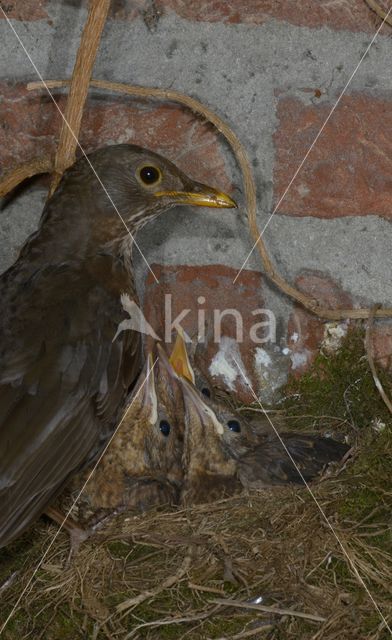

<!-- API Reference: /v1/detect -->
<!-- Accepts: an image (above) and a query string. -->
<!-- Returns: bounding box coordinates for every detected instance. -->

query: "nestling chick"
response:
[61,348,185,525]
[171,332,349,503]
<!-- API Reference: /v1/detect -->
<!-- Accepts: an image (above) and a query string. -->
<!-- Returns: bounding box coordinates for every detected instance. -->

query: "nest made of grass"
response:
[1,424,391,640]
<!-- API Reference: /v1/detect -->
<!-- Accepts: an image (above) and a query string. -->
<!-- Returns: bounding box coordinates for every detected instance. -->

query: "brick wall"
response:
[0,0,391,401]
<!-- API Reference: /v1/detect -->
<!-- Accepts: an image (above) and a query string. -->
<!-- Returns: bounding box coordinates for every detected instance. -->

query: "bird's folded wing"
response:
[238,433,348,487]
[0,262,141,546]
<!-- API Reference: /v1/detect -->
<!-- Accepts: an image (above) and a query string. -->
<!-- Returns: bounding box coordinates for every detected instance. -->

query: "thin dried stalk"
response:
[50,0,111,195]
[210,598,326,623]
[0,157,53,197]
[27,78,392,321]
[364,0,392,27]
[365,305,392,414]
[214,626,274,640]
[116,546,194,613]
[123,605,222,640]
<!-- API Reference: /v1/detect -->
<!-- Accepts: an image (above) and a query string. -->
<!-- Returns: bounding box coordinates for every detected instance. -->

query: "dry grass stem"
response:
[0,157,53,197]
[50,0,111,194]
[365,305,392,414]
[364,0,392,26]
[209,598,326,622]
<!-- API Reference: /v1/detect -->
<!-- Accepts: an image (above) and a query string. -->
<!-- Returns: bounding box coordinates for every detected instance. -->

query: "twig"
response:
[209,598,326,623]
[212,625,274,640]
[123,605,222,639]
[26,78,392,321]
[116,546,194,613]
[0,157,53,197]
[365,305,392,415]
[364,0,392,27]
[188,582,226,595]
[50,0,111,195]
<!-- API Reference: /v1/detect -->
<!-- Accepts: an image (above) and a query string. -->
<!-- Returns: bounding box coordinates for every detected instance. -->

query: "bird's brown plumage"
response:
[0,144,236,547]
[63,347,186,524]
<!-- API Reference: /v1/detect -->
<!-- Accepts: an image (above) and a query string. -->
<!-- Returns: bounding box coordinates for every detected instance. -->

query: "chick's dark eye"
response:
[159,419,171,437]
[139,165,161,185]
[227,419,241,433]
[201,387,211,398]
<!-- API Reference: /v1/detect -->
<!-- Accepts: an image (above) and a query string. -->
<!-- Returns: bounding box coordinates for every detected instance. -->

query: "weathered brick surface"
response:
[1,3,390,397]
[287,271,353,374]
[274,95,392,219]
[0,0,48,20]
[155,0,381,32]
[372,324,392,371]
[0,84,230,190]
[143,264,266,401]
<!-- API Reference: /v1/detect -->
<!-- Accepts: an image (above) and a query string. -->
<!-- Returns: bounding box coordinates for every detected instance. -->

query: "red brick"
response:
[156,0,381,32]
[371,324,392,370]
[0,1,48,20]
[0,84,231,190]
[287,271,352,374]
[274,95,392,219]
[143,264,267,401]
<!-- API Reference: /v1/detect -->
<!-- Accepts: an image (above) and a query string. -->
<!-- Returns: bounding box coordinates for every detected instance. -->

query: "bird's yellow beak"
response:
[169,329,195,383]
[154,183,237,209]
[179,376,224,435]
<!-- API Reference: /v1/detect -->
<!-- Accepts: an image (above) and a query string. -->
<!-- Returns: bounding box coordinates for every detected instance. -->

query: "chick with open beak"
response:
[170,332,349,503]
[170,331,248,502]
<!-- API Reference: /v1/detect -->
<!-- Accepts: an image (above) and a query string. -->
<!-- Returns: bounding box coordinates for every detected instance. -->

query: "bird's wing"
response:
[0,262,141,546]
[238,433,348,487]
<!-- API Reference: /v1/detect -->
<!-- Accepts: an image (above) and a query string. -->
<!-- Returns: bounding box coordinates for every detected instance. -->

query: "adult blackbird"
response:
[0,144,236,548]
[170,333,349,503]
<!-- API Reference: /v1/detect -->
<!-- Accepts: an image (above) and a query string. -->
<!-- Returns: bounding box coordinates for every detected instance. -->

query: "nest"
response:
[1,423,391,640]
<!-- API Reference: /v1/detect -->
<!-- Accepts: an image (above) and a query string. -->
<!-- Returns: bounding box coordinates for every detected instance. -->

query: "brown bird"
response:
[0,144,236,547]
[170,333,349,503]
[62,346,186,527]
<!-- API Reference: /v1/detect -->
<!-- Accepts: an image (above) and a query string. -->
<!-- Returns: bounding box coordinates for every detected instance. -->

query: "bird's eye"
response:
[201,387,211,398]
[138,165,162,186]
[227,419,241,433]
[159,419,171,437]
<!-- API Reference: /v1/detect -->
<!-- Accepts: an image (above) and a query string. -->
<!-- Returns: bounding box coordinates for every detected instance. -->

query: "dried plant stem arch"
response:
[24,77,392,321]
[364,0,392,27]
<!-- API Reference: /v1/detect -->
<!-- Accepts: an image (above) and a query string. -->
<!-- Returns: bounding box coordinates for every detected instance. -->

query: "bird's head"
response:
[178,376,242,503]
[108,350,185,511]
[167,330,260,503]
[41,144,237,261]
[58,144,236,239]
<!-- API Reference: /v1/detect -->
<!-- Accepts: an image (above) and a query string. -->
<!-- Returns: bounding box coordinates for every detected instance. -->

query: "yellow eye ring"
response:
[136,164,162,188]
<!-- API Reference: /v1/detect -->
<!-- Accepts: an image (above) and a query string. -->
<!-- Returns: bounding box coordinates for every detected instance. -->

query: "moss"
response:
[362,612,391,637]
[338,428,391,532]
[2,605,87,640]
[106,539,131,558]
[282,327,392,432]
[0,529,43,582]
[339,487,380,520]
[203,613,262,639]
